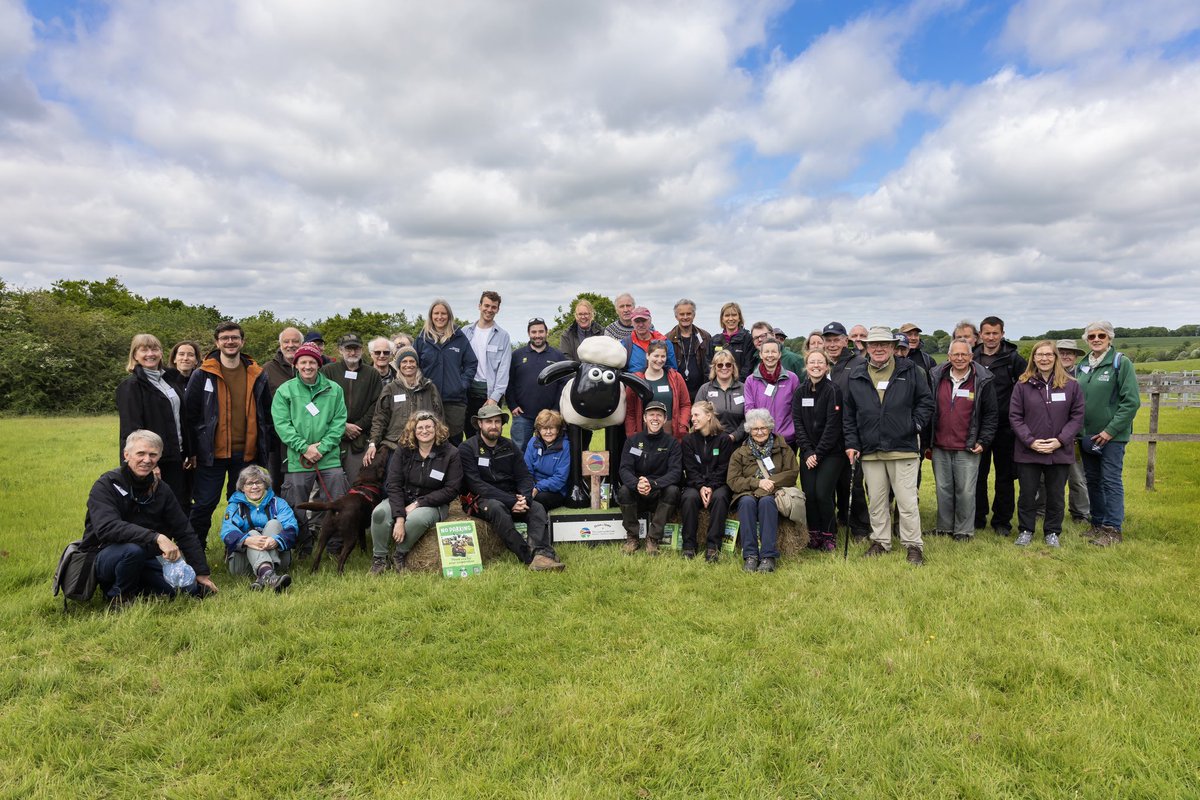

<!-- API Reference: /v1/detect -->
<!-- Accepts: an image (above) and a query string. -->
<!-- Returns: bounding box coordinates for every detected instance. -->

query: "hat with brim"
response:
[899,322,922,334]
[472,405,510,427]
[1055,339,1085,354]
[632,306,652,321]
[895,334,910,347]
[822,321,848,337]
[865,325,897,343]
[644,400,668,414]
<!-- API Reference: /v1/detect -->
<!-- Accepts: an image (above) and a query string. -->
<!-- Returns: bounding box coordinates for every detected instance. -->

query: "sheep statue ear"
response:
[619,372,653,403]
[538,360,578,385]
[577,336,627,369]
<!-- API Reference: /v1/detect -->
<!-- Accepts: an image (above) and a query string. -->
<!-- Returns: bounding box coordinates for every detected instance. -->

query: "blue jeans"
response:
[737,495,779,559]
[1081,441,1127,530]
[190,453,251,550]
[932,448,980,536]
[509,414,534,457]
[95,543,201,599]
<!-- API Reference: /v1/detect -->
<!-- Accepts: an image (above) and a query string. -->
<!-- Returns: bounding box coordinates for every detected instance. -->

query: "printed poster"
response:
[436,520,484,578]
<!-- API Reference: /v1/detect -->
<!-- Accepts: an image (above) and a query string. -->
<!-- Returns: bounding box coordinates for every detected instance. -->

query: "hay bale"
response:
[694,508,810,556]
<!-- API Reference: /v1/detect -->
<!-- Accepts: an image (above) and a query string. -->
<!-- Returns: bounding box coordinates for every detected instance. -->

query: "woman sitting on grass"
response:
[219,465,297,592]
[524,409,571,511]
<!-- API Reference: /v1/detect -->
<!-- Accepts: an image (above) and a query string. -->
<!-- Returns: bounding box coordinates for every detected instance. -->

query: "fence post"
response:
[1145,374,1161,491]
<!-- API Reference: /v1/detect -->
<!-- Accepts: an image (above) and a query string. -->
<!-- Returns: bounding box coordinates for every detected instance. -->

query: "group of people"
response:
[86,289,1141,604]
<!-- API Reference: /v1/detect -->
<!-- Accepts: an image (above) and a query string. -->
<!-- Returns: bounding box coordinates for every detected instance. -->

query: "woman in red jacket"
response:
[625,340,690,440]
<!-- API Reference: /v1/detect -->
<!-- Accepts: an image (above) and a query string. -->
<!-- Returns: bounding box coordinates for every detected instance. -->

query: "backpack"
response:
[51,540,98,610]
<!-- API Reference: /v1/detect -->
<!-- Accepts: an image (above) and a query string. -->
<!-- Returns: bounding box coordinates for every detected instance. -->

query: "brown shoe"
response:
[529,554,566,571]
[645,538,661,556]
[1081,523,1100,538]
[621,537,639,554]
[863,542,888,558]
[1090,525,1123,547]
[905,546,925,566]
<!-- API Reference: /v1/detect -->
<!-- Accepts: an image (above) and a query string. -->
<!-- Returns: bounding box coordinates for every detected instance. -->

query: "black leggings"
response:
[800,453,846,535]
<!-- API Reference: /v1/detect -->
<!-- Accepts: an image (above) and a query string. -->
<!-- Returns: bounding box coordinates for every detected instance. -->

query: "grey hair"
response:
[953,319,978,336]
[124,429,164,452]
[673,298,696,312]
[743,408,775,433]
[1083,320,1115,339]
[236,465,272,491]
[368,336,392,351]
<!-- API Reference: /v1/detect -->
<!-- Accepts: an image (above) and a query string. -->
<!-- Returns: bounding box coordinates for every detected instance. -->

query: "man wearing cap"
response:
[272,342,349,556]
[303,331,333,364]
[463,290,511,428]
[666,298,712,401]
[899,323,937,377]
[507,317,566,455]
[843,325,935,565]
[605,292,637,340]
[972,316,1028,535]
[184,321,273,550]
[617,400,682,555]
[824,322,870,539]
[263,326,303,492]
[458,405,565,571]
[321,333,383,485]
[623,307,678,373]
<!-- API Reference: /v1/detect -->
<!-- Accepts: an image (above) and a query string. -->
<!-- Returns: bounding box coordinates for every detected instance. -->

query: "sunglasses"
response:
[527,317,545,327]
[1086,333,1108,340]
[371,350,392,356]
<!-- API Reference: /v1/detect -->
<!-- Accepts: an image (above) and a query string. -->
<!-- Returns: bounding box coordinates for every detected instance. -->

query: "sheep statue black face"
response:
[538,337,652,430]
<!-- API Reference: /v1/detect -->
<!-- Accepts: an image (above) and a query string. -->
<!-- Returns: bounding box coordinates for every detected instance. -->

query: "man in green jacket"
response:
[271,343,349,556]
[1076,321,1141,546]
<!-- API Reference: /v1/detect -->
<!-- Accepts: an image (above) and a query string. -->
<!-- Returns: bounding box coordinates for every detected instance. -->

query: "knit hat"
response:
[395,346,418,364]
[293,343,324,365]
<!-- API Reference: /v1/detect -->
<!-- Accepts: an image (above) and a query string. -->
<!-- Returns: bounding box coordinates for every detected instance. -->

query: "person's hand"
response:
[700,486,712,507]
[155,534,180,561]
[513,495,529,512]
[845,448,859,464]
[511,406,524,417]
[970,444,983,454]
[758,479,775,493]
[484,398,499,407]
[345,423,363,439]
[184,456,196,470]
[303,444,322,464]
[1092,431,1112,445]
[244,535,266,550]
[362,445,375,467]
[392,518,406,543]
[637,476,652,496]
[532,488,539,497]
[195,575,218,594]
[924,448,933,461]
[805,454,818,469]
[405,501,419,514]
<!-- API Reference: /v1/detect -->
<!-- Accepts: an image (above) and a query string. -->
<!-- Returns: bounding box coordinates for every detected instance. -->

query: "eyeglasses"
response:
[217,335,242,342]
[715,363,733,368]
[1086,333,1108,340]
[372,350,392,356]
[748,426,771,433]
[527,317,545,327]
[243,480,265,488]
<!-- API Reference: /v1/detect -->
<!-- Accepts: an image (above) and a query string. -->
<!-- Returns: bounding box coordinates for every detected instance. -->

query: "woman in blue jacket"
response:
[524,410,571,510]
[219,465,298,592]
[414,298,478,444]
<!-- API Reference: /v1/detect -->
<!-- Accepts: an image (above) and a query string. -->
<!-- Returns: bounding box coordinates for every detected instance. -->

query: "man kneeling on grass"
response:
[82,430,218,609]
[218,465,297,592]
[618,400,682,555]
[458,405,565,571]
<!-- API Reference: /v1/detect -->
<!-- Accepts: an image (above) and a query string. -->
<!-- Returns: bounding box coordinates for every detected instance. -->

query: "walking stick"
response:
[844,458,856,560]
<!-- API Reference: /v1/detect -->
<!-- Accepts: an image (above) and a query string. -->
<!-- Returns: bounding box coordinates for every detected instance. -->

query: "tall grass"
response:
[1,413,1198,798]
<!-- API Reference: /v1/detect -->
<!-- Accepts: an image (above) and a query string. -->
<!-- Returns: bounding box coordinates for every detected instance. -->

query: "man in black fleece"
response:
[618,400,682,555]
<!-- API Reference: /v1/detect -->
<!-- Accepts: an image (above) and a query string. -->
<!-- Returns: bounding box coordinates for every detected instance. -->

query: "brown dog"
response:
[297,457,387,575]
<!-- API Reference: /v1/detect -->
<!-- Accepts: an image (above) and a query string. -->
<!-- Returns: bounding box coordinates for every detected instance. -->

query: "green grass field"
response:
[2,413,1199,798]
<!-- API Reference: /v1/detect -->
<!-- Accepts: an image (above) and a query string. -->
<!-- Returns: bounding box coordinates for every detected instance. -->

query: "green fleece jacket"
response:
[270,372,348,471]
[1076,348,1141,442]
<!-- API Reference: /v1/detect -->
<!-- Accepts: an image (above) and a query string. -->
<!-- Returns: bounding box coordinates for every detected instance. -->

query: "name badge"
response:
[1098,374,1110,382]
[711,448,720,456]
[876,381,889,390]
[954,389,972,398]
[204,379,214,393]
[629,447,643,457]
[657,385,670,393]
[762,456,776,472]
[733,396,745,405]
[801,398,815,407]
[478,457,490,467]
[765,384,776,397]
[305,402,320,416]
[344,371,358,380]
[1051,392,1067,402]
[708,391,718,398]
[430,469,445,480]
[393,393,407,402]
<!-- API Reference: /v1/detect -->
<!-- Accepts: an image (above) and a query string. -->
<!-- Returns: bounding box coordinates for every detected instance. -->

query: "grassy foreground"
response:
[2,414,1199,799]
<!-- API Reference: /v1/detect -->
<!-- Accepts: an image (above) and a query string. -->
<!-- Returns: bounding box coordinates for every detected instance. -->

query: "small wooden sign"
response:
[582,451,610,509]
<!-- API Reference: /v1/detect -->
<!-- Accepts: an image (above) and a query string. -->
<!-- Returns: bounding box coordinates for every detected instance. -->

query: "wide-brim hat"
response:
[865,325,896,343]
[1055,338,1086,354]
[472,405,510,427]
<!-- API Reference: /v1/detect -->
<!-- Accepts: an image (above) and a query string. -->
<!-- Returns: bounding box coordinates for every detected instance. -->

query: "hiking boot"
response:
[993,525,1012,537]
[265,571,292,593]
[905,546,925,566]
[107,594,134,612]
[681,549,696,560]
[369,556,389,576]
[863,542,888,558]
[1081,523,1101,538]
[1015,531,1034,547]
[704,549,719,563]
[621,537,639,554]
[952,533,972,542]
[249,574,267,591]
[742,556,759,572]
[1044,533,1061,548]
[644,538,660,556]
[392,552,407,573]
[529,554,566,571]
[1091,525,1123,547]
[1071,515,1089,524]
[820,533,837,552]
[756,557,776,573]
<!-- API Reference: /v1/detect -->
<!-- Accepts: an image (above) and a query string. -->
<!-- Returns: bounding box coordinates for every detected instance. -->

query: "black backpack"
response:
[51,540,99,610]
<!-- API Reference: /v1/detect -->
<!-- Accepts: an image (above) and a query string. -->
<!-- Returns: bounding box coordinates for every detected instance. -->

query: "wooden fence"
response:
[1132,371,1200,490]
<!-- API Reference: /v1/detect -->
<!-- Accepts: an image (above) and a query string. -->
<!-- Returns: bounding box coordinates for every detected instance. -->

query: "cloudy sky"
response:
[3,0,1199,337]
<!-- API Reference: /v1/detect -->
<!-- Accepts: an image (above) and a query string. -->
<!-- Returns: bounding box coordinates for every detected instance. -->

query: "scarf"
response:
[720,329,741,345]
[757,361,782,384]
[143,367,183,449]
[748,436,774,479]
